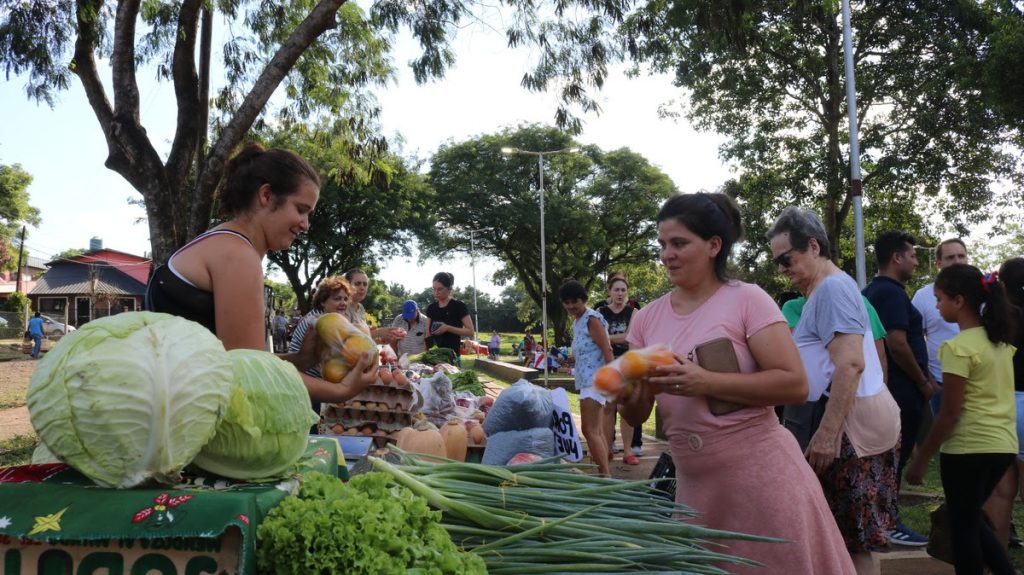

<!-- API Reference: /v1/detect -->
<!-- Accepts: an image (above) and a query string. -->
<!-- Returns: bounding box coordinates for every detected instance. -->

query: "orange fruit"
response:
[340,333,377,365]
[593,366,624,394]
[619,350,649,380]
[646,347,677,368]
[315,312,351,349]
[322,357,349,383]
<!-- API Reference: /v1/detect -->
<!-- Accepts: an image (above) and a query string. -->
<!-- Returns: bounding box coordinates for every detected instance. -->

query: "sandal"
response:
[623,454,640,466]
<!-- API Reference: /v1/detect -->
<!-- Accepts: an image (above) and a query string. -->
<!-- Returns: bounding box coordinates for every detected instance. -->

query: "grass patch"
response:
[0,434,39,467]
[0,346,28,362]
[0,391,26,409]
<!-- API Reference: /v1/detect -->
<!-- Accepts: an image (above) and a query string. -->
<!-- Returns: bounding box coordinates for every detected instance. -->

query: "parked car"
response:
[41,315,75,337]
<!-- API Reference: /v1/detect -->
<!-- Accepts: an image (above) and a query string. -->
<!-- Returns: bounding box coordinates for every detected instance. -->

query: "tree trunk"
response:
[823,8,845,263]
[71,0,346,267]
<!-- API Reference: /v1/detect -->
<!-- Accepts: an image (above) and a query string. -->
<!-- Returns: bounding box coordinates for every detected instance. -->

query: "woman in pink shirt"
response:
[620,193,854,574]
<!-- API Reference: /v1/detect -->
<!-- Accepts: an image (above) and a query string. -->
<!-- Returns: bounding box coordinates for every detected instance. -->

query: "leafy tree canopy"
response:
[422,124,677,344]
[261,120,435,312]
[0,162,40,271]
[0,0,635,265]
[617,0,1023,285]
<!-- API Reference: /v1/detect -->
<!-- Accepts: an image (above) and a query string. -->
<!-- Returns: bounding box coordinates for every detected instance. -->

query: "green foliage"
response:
[976,1,1024,128]
[971,223,1024,273]
[0,162,40,271]
[264,279,297,312]
[51,248,86,260]
[257,471,486,574]
[423,124,677,344]
[450,370,485,396]
[263,121,435,311]
[621,0,1023,280]
[414,347,458,366]
[0,435,38,468]
[2,291,28,318]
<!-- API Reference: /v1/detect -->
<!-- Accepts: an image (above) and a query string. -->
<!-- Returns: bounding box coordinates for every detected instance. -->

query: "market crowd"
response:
[146,144,1024,575]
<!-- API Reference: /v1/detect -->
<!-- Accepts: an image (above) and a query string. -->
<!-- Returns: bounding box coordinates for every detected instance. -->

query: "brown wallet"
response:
[694,337,747,416]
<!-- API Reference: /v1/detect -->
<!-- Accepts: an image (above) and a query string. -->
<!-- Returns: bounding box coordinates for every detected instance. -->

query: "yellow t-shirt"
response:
[939,327,1018,455]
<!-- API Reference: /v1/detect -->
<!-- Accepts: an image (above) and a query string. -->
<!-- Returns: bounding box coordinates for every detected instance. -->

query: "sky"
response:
[0,14,733,298]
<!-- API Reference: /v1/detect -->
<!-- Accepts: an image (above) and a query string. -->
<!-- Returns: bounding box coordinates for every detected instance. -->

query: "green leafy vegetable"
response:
[450,370,485,396]
[412,348,458,366]
[192,349,318,480]
[27,312,233,488]
[257,471,486,574]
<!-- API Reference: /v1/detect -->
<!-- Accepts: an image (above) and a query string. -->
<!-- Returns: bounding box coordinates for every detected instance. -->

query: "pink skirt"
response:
[669,410,855,574]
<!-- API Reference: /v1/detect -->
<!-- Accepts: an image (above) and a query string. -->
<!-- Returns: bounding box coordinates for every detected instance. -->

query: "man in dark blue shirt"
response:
[863,230,938,547]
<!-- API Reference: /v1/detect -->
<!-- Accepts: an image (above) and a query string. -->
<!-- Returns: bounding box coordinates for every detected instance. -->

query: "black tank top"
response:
[145,230,253,334]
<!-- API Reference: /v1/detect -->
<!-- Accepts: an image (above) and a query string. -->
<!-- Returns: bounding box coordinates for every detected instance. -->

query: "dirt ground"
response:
[0,359,36,441]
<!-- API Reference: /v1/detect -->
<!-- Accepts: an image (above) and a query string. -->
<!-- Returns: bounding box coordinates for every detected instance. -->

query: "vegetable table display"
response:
[191,349,320,480]
[320,366,419,441]
[27,312,235,488]
[256,471,486,574]
[372,449,780,574]
[27,311,329,486]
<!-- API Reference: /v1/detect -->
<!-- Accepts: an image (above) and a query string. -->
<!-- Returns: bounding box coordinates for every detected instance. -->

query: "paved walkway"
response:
[478,374,955,574]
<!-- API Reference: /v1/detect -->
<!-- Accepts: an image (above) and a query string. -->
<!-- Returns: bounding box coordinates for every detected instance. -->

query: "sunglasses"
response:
[773,248,798,269]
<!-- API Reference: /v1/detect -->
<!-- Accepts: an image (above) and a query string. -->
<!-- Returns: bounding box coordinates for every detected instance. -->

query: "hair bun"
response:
[708,193,744,242]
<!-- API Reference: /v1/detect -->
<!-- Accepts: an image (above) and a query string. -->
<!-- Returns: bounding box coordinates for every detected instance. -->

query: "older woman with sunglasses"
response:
[620,193,854,574]
[767,207,901,575]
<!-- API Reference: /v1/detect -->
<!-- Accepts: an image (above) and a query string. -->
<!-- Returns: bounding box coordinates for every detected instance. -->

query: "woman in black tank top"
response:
[146,144,377,403]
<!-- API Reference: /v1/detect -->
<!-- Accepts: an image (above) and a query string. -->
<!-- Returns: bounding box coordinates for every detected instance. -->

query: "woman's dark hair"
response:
[219,143,320,217]
[311,276,352,311]
[559,279,588,302]
[344,268,367,282]
[433,272,454,289]
[1000,257,1024,309]
[607,275,629,289]
[1000,258,1024,342]
[934,264,1015,345]
[656,193,743,281]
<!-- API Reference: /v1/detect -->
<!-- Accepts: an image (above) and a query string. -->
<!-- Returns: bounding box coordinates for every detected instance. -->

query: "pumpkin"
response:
[468,422,486,445]
[396,420,446,458]
[440,419,468,462]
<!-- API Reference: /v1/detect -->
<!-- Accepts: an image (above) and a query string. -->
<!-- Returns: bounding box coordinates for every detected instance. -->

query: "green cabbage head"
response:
[27,312,233,488]
[191,349,318,480]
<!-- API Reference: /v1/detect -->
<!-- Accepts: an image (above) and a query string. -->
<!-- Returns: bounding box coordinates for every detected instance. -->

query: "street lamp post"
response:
[468,226,492,357]
[501,146,579,387]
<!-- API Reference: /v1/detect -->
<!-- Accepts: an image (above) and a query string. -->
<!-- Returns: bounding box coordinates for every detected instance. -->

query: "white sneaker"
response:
[610,442,623,453]
[631,446,643,456]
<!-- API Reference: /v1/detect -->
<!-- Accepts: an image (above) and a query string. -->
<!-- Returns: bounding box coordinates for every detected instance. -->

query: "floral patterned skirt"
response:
[820,434,900,553]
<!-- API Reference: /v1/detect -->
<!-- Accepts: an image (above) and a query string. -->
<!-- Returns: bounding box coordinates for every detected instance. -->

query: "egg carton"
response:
[325,422,403,441]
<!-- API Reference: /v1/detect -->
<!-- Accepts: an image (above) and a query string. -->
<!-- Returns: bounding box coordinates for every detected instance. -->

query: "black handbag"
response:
[649,452,677,500]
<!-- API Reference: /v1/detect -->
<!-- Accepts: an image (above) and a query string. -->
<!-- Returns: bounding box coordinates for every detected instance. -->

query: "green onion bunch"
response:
[370,449,782,574]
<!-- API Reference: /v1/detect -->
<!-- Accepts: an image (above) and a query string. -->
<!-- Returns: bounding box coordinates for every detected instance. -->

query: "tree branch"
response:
[165,0,203,239]
[71,0,114,135]
[111,0,141,121]
[191,0,347,237]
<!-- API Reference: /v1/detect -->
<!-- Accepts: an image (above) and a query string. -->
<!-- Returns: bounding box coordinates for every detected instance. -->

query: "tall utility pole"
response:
[14,226,26,294]
[842,0,866,287]
[468,227,493,356]
[501,146,580,387]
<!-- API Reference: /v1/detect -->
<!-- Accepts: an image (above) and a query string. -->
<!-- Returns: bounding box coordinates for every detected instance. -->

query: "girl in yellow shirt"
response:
[907,264,1017,575]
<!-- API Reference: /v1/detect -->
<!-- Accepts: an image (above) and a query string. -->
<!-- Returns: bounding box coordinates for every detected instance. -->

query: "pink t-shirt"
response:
[626,281,786,436]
